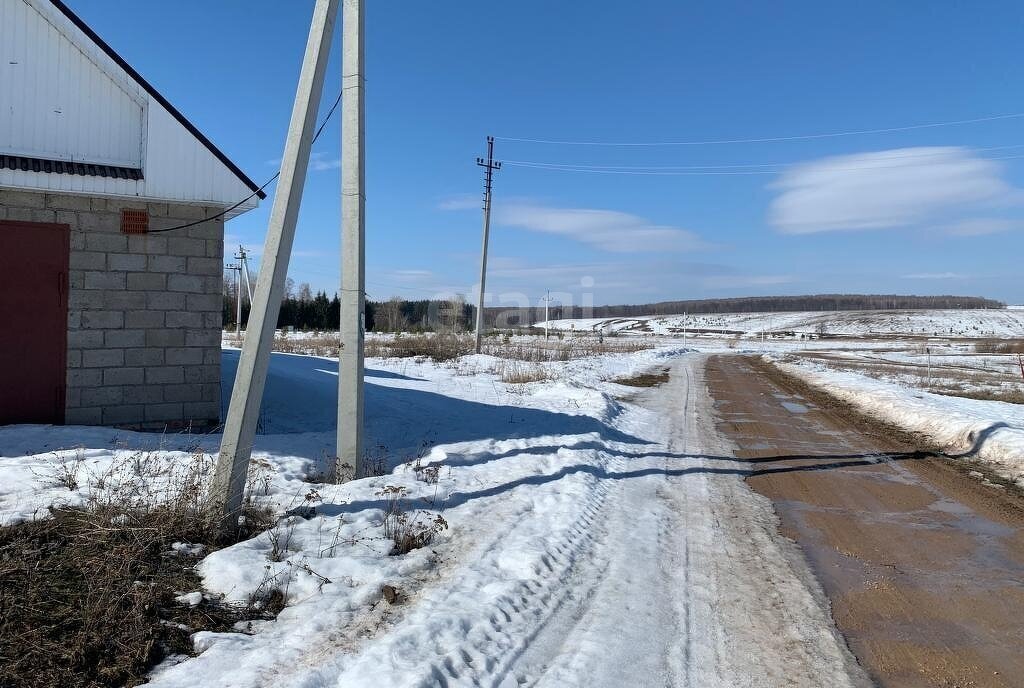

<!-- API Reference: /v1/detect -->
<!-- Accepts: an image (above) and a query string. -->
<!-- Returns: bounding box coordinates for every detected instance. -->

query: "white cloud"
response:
[901,272,967,280]
[493,203,709,253]
[700,274,796,289]
[437,195,481,211]
[769,147,1018,234]
[264,151,340,172]
[386,269,434,281]
[309,152,341,171]
[942,218,1023,236]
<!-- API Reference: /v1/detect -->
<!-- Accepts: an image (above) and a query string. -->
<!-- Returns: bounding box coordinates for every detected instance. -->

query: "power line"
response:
[502,146,1024,177]
[503,162,775,176]
[502,142,1024,172]
[494,111,1024,147]
[148,90,343,234]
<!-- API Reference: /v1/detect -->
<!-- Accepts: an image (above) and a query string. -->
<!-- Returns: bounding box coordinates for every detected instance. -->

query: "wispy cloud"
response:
[700,274,796,289]
[942,218,1023,236]
[492,203,709,253]
[264,151,340,172]
[901,272,967,280]
[437,195,481,211]
[769,147,1020,234]
[384,269,435,281]
[309,152,341,171]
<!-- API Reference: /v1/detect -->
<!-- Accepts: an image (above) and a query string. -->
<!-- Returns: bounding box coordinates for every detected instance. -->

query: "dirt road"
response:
[706,354,1024,688]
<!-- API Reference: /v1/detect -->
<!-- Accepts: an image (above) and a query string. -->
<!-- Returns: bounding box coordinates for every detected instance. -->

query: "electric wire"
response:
[501,142,1024,172]
[494,111,1024,147]
[501,146,1024,176]
[148,90,343,233]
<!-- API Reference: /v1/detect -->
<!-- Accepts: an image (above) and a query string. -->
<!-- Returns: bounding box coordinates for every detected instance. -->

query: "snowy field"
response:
[541,308,1024,339]
[0,342,871,686]
[3,319,1024,685]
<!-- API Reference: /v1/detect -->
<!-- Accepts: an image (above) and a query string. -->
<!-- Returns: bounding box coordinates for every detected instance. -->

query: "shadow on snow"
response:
[221,350,646,456]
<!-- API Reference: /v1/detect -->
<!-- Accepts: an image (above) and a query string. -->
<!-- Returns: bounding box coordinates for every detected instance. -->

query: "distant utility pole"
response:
[231,245,254,335]
[237,245,254,304]
[541,290,552,340]
[225,260,242,334]
[474,136,501,353]
[212,0,340,534]
[337,0,366,480]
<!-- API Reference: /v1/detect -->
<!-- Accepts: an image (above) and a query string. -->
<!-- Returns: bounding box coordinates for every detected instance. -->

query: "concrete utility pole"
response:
[231,245,252,335]
[225,261,242,335]
[542,290,552,340]
[238,246,254,304]
[211,0,339,533]
[337,0,366,480]
[474,136,501,353]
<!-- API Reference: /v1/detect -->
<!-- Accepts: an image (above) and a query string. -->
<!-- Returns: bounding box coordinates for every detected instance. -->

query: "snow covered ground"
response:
[770,355,1024,487]
[0,344,870,687]
[541,308,1024,339]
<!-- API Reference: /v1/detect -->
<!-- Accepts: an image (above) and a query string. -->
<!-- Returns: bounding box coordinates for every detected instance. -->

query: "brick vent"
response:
[120,209,149,234]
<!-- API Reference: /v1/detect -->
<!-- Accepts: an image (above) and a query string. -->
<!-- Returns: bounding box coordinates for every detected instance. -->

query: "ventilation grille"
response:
[120,209,149,234]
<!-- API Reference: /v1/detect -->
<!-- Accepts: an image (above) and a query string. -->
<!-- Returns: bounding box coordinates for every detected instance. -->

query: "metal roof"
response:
[46,0,265,200]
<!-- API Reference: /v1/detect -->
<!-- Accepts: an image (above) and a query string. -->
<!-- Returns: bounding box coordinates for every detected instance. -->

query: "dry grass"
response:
[974,339,1024,354]
[793,350,1024,405]
[376,486,448,555]
[614,370,671,387]
[0,452,277,688]
[307,329,651,362]
[933,385,1024,405]
[273,333,340,358]
[494,360,551,384]
[364,333,472,361]
[482,337,652,362]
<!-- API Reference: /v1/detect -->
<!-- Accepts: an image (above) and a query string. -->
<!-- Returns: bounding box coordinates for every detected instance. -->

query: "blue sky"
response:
[75,0,1024,307]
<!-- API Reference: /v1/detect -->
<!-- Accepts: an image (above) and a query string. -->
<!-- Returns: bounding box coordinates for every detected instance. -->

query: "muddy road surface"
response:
[706,354,1024,688]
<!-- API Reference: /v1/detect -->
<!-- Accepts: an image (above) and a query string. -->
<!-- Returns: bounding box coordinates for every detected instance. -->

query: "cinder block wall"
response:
[0,189,224,428]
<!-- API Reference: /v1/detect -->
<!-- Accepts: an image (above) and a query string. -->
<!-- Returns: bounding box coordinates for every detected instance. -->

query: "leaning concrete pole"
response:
[211,0,339,532]
[336,0,365,480]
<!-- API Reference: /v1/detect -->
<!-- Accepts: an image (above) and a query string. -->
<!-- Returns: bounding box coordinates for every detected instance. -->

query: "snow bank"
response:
[771,357,1024,486]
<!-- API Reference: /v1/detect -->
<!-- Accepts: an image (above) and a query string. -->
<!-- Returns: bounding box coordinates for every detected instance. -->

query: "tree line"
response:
[223,277,474,332]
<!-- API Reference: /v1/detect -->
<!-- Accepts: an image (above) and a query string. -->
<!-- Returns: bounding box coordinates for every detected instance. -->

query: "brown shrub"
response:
[974,339,1024,354]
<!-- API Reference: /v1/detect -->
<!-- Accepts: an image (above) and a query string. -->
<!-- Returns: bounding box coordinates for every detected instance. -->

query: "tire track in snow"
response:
[312,441,630,688]
[420,450,628,688]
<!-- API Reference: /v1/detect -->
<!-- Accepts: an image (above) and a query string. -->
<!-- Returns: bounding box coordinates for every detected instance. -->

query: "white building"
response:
[0,0,264,428]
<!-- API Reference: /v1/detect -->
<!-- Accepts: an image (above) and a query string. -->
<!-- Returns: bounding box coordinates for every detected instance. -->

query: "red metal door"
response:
[0,220,70,425]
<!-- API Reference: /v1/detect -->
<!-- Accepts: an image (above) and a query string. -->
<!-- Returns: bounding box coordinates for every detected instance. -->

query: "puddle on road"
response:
[780,400,810,414]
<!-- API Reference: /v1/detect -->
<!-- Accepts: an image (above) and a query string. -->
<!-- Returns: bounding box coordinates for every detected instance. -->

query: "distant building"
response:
[0,0,264,428]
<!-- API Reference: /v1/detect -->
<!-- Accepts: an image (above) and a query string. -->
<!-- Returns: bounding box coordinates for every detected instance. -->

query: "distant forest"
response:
[223,281,1003,332]
[223,278,473,332]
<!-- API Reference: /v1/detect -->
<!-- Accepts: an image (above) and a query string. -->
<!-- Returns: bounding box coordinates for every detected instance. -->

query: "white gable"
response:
[0,0,261,217]
[1,0,144,167]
